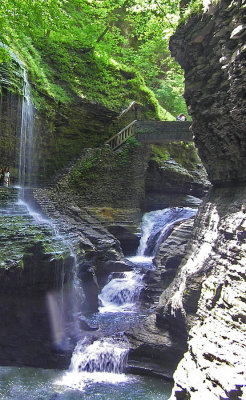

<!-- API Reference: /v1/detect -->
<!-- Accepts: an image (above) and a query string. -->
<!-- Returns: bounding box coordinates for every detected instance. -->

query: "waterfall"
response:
[98,271,143,313]
[57,337,130,389]
[58,206,198,390]
[137,207,197,257]
[18,68,33,192]
[70,338,128,374]
[99,207,197,314]
[0,42,33,190]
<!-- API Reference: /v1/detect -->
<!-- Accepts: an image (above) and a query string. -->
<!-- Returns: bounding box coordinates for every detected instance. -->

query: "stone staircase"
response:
[0,187,28,216]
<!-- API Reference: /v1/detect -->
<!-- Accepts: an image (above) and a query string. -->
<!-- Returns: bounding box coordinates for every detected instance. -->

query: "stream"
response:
[0,201,196,400]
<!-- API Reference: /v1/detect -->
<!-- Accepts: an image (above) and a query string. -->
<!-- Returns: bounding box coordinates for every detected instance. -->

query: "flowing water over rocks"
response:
[57,206,198,393]
[0,204,194,399]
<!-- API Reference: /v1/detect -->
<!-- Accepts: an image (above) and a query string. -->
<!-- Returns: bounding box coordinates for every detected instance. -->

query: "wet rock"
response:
[160,187,246,399]
[101,259,135,274]
[126,314,186,380]
[153,218,195,290]
[145,143,210,211]
[167,1,246,397]
[107,225,140,256]
[78,317,99,332]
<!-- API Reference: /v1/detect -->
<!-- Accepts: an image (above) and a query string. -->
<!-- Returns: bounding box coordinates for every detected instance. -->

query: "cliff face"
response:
[162,1,246,398]
[170,0,246,186]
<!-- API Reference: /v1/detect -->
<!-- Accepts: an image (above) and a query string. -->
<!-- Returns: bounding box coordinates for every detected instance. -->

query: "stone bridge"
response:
[106,120,193,150]
[135,121,192,144]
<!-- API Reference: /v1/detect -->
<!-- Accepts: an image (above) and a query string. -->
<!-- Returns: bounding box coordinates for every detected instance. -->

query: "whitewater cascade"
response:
[98,271,143,313]
[137,207,197,257]
[99,207,197,314]
[61,206,197,390]
[70,338,129,374]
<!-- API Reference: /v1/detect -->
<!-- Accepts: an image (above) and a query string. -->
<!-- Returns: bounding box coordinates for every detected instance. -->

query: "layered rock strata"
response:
[169,0,246,186]
[164,187,246,399]
[162,1,246,398]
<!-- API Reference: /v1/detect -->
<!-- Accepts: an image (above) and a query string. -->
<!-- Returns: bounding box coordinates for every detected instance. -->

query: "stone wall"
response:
[51,143,151,210]
[165,186,246,399]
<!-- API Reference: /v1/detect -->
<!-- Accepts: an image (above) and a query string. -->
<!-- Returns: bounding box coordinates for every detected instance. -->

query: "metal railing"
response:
[105,120,137,150]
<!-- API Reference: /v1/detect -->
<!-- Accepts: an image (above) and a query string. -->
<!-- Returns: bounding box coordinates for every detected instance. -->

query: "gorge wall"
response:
[159,1,246,398]
[170,0,246,186]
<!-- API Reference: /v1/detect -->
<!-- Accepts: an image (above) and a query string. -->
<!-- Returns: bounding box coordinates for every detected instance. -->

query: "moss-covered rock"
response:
[0,187,73,290]
[145,142,210,210]
[54,137,150,210]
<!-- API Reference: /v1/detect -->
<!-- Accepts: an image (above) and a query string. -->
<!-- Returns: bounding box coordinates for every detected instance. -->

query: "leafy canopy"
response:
[0,0,197,117]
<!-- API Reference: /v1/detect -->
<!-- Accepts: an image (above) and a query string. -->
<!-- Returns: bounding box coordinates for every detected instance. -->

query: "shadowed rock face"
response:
[163,1,246,398]
[169,0,246,186]
[164,186,246,399]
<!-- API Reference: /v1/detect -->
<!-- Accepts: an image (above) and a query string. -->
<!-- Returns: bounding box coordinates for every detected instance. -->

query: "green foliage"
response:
[179,0,204,20]
[71,155,100,188]
[0,0,194,118]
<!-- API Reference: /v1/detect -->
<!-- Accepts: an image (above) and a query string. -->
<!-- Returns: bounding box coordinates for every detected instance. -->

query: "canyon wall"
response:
[161,1,246,398]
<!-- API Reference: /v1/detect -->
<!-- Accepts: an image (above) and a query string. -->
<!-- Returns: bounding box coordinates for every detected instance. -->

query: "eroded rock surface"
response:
[170,0,246,186]
[164,2,246,396]
[166,187,246,399]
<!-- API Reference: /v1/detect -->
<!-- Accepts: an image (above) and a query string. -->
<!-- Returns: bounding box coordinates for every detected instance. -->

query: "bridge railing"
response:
[105,120,137,150]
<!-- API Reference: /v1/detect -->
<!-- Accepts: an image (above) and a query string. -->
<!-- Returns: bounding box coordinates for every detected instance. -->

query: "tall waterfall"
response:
[18,68,33,191]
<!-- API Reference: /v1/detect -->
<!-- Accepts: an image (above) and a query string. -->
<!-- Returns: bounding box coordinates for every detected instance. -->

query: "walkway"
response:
[106,120,192,150]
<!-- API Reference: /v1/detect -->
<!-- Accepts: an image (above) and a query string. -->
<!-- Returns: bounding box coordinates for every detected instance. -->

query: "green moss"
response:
[0,211,70,269]
[70,136,141,188]
[0,45,24,95]
[151,142,201,170]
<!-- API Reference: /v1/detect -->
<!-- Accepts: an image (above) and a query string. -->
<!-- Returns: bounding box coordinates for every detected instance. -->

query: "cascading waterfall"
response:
[137,207,197,257]
[61,206,198,390]
[99,207,197,316]
[98,271,143,313]
[57,337,130,390]
[70,338,128,374]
